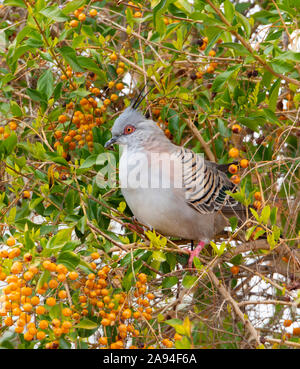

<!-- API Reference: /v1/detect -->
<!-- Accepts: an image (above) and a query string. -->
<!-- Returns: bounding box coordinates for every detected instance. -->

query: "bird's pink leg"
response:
[188,241,205,268]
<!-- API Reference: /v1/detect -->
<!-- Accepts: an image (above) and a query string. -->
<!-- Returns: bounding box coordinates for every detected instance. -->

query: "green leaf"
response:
[3,0,26,7]
[74,319,98,330]
[238,115,263,132]
[162,276,178,288]
[46,228,73,251]
[220,42,250,55]
[3,132,17,155]
[24,230,35,250]
[224,0,235,23]
[26,88,46,103]
[175,336,192,349]
[58,46,83,72]
[62,0,86,15]
[260,205,270,225]
[10,101,23,117]
[39,5,69,22]
[37,70,54,100]
[182,274,198,288]
[236,12,251,37]
[153,0,170,35]
[79,154,98,169]
[269,79,281,111]
[270,207,278,226]
[152,250,166,262]
[245,226,256,241]
[57,251,80,271]
[229,216,238,232]
[212,65,241,92]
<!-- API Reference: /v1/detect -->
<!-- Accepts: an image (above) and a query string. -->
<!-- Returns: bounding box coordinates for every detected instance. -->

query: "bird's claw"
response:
[187,241,205,268]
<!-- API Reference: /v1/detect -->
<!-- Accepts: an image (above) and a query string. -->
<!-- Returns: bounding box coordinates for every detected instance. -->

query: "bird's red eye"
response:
[124,125,136,135]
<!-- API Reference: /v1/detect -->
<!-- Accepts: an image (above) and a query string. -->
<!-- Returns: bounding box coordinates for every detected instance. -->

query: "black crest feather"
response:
[131,83,152,110]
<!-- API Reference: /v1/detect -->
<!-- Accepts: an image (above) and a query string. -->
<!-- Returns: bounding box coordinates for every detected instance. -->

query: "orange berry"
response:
[206,65,215,73]
[174,333,182,341]
[31,296,40,306]
[228,164,238,174]
[7,236,16,247]
[23,271,34,281]
[46,297,56,307]
[78,13,86,21]
[99,337,108,345]
[23,190,31,199]
[15,326,24,333]
[137,273,147,283]
[42,260,51,270]
[68,271,78,280]
[232,124,242,134]
[48,279,58,289]
[116,82,124,90]
[133,311,141,319]
[58,290,67,299]
[229,147,239,158]
[91,252,100,260]
[0,126,4,134]
[254,192,262,201]
[293,327,300,336]
[230,265,239,275]
[110,53,117,62]
[110,94,118,102]
[134,11,142,18]
[24,332,34,341]
[231,175,240,184]
[108,81,115,90]
[89,9,97,17]
[162,339,173,348]
[23,303,33,312]
[57,273,66,282]
[56,264,68,274]
[52,318,61,327]
[122,308,132,319]
[253,200,262,210]
[58,115,67,123]
[36,306,46,315]
[283,319,292,327]
[101,318,110,326]
[9,121,17,130]
[23,253,32,262]
[116,67,124,75]
[39,320,49,329]
[62,321,72,329]
[37,331,46,340]
[208,49,216,57]
[240,159,249,168]
[70,20,79,28]
[11,261,23,274]
[4,316,13,326]
[62,307,72,317]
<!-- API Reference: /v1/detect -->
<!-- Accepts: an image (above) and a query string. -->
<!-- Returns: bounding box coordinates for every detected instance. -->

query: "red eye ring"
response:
[124,125,136,135]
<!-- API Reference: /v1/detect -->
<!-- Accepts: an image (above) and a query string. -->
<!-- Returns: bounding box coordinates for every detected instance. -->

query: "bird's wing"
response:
[177,147,244,216]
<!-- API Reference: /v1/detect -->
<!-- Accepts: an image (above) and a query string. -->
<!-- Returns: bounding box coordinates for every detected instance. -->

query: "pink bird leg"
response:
[188,241,205,268]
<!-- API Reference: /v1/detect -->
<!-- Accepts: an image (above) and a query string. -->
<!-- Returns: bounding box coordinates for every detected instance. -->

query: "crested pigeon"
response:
[105,90,245,265]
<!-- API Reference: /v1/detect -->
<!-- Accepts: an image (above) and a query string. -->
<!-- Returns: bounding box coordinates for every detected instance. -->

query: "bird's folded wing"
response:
[178,148,244,216]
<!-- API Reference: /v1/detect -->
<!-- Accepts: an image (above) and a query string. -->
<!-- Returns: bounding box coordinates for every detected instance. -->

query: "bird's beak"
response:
[104,136,118,149]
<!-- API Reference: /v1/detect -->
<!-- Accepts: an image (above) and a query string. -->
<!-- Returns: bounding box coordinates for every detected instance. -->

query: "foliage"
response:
[0,0,299,349]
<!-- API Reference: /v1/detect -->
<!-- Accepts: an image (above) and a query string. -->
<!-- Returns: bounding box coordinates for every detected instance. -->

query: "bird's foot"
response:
[187,241,205,268]
[123,219,145,234]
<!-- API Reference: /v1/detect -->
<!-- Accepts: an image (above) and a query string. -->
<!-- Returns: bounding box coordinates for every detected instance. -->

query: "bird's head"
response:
[104,87,165,149]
